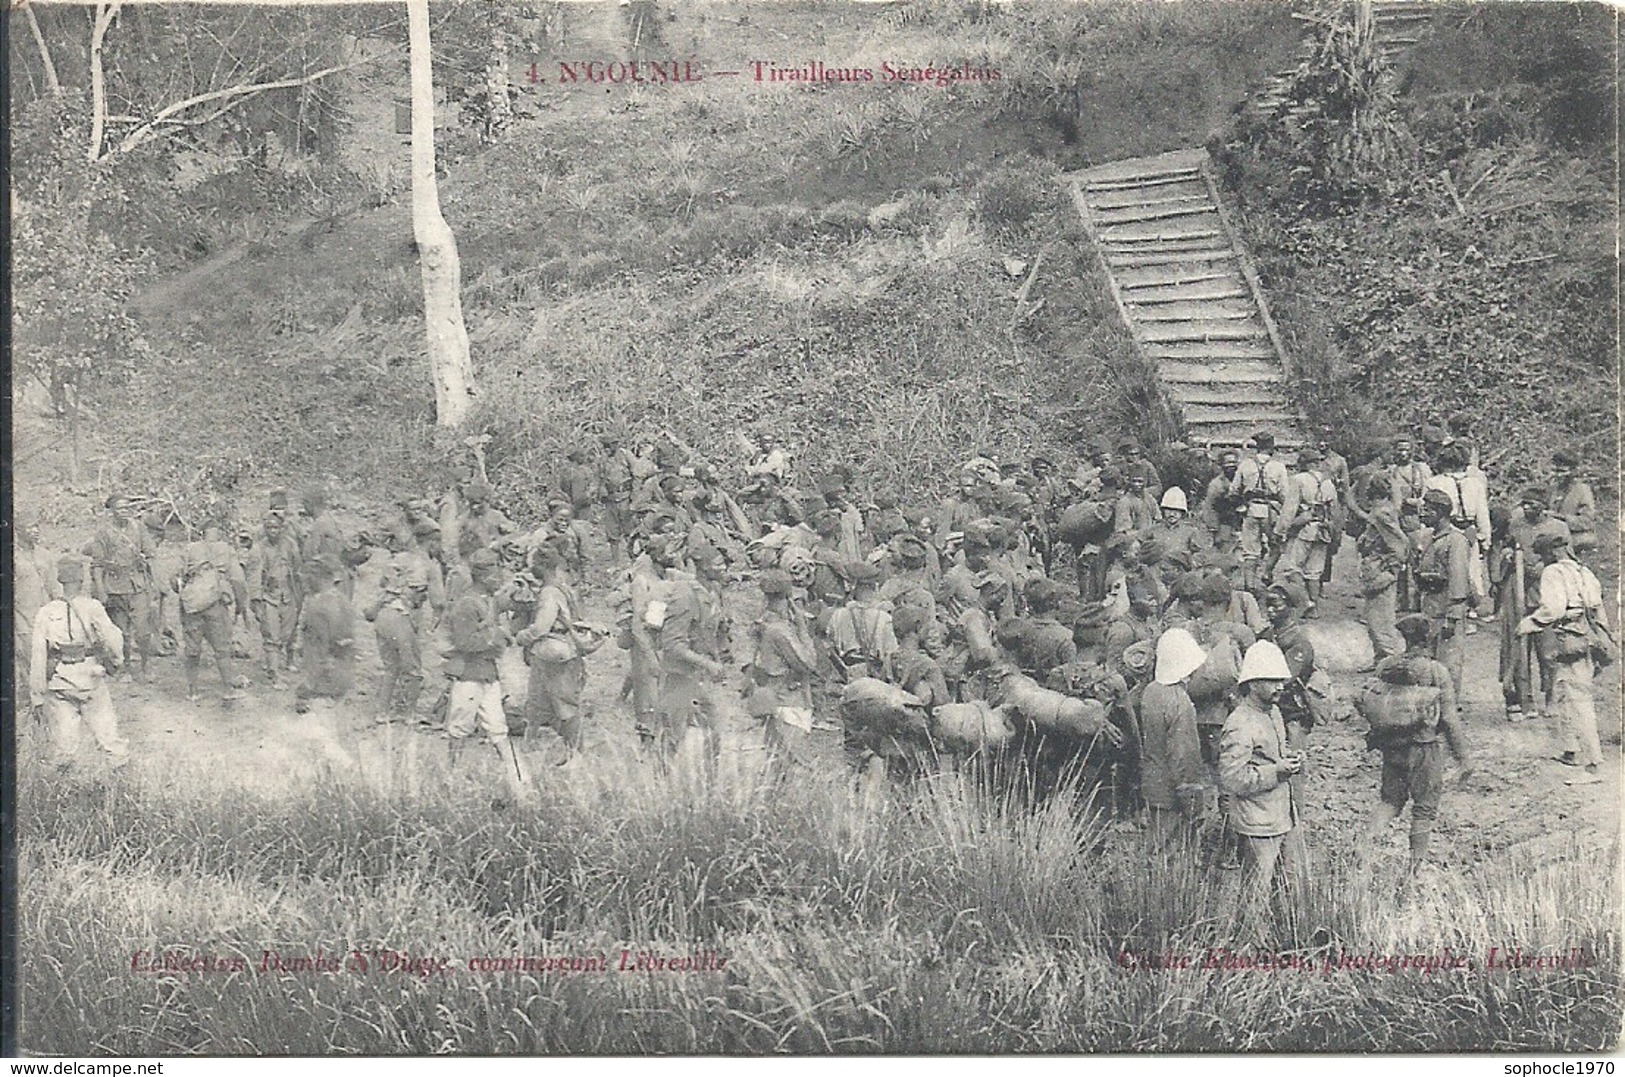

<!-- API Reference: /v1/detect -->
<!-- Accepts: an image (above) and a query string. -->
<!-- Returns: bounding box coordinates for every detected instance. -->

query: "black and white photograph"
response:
[6,0,1621,1057]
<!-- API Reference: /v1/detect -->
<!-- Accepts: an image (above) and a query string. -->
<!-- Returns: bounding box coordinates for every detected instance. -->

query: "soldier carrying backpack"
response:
[1358,614,1471,869]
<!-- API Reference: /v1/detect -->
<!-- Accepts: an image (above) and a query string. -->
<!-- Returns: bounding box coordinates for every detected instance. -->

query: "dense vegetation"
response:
[1219,3,1616,492]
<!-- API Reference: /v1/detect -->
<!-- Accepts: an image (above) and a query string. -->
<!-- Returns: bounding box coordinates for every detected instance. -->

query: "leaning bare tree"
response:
[408,0,477,428]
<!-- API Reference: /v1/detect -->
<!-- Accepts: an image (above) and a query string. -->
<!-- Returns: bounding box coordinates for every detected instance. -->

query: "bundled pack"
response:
[931,701,1014,751]
[841,678,929,739]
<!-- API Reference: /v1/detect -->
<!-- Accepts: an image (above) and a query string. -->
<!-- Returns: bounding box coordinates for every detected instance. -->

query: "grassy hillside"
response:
[42,1,1610,533]
[83,0,1299,520]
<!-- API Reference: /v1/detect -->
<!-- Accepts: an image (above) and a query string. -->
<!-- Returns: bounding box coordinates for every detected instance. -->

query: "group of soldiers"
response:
[16,422,1614,912]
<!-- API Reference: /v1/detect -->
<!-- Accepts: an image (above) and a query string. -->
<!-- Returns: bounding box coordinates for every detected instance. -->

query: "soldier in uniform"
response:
[30,558,130,769]
[513,544,599,756]
[246,513,303,687]
[295,555,357,714]
[173,526,249,703]
[1362,614,1470,869]
[84,493,156,678]
[444,549,532,801]
[372,560,428,724]
[1228,433,1291,592]
[746,569,821,767]
[656,546,730,768]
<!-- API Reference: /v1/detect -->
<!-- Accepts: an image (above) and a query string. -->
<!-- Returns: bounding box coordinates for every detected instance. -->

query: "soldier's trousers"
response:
[1364,585,1403,661]
[527,655,586,750]
[1552,658,1603,767]
[375,614,423,715]
[44,687,129,765]
[1433,616,1465,698]
[1237,828,1306,938]
[104,591,153,663]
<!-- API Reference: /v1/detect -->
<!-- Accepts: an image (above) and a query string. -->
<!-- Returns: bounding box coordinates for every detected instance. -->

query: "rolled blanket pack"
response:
[931,701,1014,751]
[999,671,1113,740]
[841,677,930,739]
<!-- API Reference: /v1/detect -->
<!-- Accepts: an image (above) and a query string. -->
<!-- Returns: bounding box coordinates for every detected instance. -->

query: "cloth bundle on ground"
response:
[997,670,1114,740]
[840,678,930,740]
[931,700,1014,751]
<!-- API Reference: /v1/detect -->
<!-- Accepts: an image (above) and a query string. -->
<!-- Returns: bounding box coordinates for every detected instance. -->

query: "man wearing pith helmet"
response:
[1219,640,1305,938]
[1155,485,1211,568]
[1140,627,1209,846]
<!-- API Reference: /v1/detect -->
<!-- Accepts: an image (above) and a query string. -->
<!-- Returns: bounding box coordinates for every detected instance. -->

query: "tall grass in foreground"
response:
[17,755,1621,1054]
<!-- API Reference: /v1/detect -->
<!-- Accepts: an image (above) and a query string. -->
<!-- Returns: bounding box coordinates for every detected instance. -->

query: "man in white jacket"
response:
[30,558,130,768]
[1519,532,1610,786]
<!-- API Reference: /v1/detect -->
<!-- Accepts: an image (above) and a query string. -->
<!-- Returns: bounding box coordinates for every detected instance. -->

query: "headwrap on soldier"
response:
[1396,613,1435,647]
[1421,489,1455,515]
[846,561,881,587]
[1533,532,1571,558]
[528,543,564,577]
[891,605,927,639]
[1173,570,1208,602]
[1519,485,1549,507]
[893,532,927,560]
[758,568,794,598]
[1121,639,1155,677]
[1200,573,1234,606]
[1025,577,1062,613]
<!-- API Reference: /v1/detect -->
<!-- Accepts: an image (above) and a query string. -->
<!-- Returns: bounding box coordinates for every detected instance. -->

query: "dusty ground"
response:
[21,522,1621,871]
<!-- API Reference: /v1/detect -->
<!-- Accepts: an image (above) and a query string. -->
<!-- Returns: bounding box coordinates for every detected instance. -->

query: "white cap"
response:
[1160,487,1189,512]
[1237,640,1292,683]
[1154,627,1207,685]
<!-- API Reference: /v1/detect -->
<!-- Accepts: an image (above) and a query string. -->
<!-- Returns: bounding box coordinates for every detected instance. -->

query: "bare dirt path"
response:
[23,527,1620,868]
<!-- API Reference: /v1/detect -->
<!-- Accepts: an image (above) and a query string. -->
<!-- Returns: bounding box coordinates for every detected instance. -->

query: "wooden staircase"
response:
[1253,0,1438,115]
[1065,148,1305,450]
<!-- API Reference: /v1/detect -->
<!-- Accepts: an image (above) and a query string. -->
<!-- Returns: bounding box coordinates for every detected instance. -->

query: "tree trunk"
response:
[483,21,511,143]
[408,0,475,428]
[67,380,82,487]
[88,3,121,162]
[25,5,63,98]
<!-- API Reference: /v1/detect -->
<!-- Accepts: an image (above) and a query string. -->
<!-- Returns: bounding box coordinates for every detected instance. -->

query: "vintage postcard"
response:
[7,0,1620,1058]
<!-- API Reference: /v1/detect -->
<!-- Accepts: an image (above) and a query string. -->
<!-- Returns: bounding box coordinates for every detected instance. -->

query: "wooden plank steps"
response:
[1126,298,1256,322]
[1160,363,1285,387]
[1093,202,1220,226]
[1115,266,1238,288]
[1065,147,1308,448]
[1089,190,1212,212]
[1181,403,1300,426]
[1150,341,1277,362]
[1169,383,1292,407]
[1097,223,1224,243]
[1120,281,1250,304]
[1141,321,1269,343]
[1106,250,1238,269]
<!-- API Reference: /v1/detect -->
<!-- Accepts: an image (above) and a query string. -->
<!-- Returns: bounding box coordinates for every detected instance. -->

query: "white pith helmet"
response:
[1154,627,1207,685]
[1237,640,1292,683]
